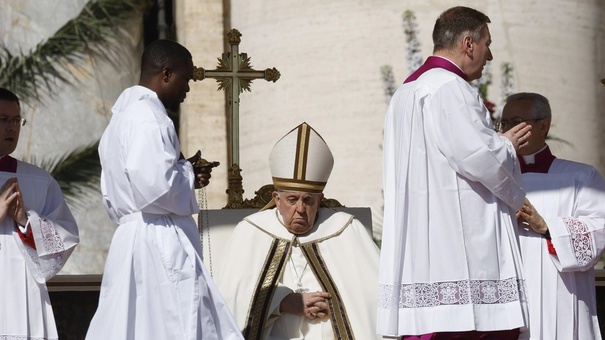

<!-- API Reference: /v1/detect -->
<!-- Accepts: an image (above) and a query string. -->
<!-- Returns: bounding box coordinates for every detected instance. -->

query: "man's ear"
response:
[541,117,552,137]
[462,35,473,56]
[162,67,172,82]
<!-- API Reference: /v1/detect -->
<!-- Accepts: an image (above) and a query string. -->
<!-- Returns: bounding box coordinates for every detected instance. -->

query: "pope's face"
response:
[0,99,21,156]
[274,191,322,235]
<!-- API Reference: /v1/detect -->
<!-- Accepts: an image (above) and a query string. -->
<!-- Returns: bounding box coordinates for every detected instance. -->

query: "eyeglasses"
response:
[0,117,27,126]
[495,118,542,132]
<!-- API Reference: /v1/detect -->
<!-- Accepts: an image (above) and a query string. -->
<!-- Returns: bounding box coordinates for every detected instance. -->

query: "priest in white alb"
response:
[500,92,605,340]
[0,87,79,340]
[85,40,242,340]
[378,6,534,339]
[215,122,381,339]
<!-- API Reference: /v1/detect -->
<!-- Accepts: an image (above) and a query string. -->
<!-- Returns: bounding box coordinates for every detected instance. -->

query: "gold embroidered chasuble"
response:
[216,208,381,340]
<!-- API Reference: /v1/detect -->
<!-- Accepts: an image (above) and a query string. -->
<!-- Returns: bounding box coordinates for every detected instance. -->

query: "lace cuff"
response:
[18,210,70,283]
[499,136,520,171]
[562,217,596,270]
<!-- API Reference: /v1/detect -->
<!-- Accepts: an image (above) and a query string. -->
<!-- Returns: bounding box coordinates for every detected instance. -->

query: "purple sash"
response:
[404,56,467,84]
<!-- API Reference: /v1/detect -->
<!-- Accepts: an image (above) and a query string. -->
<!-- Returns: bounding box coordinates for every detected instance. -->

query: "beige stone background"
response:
[182,0,605,239]
[2,0,605,274]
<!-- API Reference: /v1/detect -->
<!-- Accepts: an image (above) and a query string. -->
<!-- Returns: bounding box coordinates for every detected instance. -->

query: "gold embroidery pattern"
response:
[302,243,355,340]
[294,123,310,180]
[244,238,291,340]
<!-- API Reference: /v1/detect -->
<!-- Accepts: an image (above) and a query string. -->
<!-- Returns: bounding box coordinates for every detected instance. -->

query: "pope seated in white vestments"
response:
[500,93,605,340]
[215,122,382,340]
[0,88,79,340]
[85,40,242,340]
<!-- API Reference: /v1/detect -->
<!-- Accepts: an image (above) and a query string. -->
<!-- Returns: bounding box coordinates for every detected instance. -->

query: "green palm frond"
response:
[1,0,154,204]
[0,0,153,104]
[31,141,101,208]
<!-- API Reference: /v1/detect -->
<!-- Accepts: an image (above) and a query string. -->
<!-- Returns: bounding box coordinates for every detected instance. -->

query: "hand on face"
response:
[500,98,549,155]
[500,122,532,153]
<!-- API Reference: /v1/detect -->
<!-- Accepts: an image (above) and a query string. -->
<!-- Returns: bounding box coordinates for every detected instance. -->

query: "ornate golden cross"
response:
[193,28,280,168]
[193,28,280,207]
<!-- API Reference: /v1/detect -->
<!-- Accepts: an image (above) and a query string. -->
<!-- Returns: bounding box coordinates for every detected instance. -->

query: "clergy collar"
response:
[0,155,17,173]
[432,55,465,73]
[404,56,468,83]
[519,145,555,174]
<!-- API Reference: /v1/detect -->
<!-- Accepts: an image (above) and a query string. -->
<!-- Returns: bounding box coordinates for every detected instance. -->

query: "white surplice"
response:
[0,161,79,340]
[215,208,381,340]
[85,86,242,340]
[378,68,528,336]
[519,157,605,340]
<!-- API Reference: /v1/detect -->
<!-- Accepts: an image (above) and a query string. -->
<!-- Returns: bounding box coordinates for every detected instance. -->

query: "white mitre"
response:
[269,122,334,194]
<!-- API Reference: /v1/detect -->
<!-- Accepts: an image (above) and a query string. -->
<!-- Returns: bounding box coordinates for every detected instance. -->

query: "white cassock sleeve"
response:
[547,166,605,272]
[427,80,524,210]
[3,168,79,284]
[123,111,198,216]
